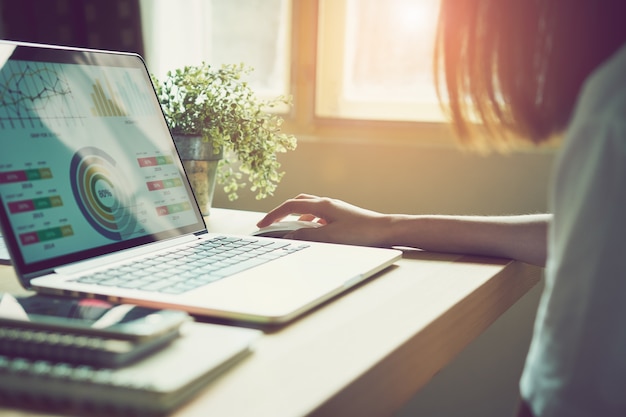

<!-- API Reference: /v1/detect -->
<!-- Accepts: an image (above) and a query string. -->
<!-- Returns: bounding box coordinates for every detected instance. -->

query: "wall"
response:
[214,138,555,417]
[214,137,555,216]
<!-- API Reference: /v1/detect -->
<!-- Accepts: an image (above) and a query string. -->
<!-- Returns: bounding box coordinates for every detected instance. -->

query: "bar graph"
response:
[19,225,74,246]
[0,167,53,184]
[90,73,155,118]
[90,78,127,117]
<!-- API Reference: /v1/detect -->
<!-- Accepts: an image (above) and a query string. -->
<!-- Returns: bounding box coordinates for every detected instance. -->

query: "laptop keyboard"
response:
[72,236,309,295]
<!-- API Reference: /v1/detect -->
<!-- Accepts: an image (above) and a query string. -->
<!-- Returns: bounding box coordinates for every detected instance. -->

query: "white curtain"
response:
[139,0,289,99]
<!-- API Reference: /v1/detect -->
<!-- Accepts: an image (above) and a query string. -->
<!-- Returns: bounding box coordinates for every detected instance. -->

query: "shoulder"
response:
[569,42,626,133]
[557,43,626,181]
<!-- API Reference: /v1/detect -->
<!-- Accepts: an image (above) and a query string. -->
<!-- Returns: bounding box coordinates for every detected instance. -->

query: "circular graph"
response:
[70,147,137,240]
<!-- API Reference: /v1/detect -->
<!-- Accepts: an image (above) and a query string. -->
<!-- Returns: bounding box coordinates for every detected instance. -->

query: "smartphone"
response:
[0,293,191,366]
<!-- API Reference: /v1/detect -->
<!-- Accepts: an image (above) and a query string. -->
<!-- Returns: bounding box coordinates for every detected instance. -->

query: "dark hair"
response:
[435,0,626,149]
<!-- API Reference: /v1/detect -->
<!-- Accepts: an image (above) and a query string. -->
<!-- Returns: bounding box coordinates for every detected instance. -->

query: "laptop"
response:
[0,40,401,325]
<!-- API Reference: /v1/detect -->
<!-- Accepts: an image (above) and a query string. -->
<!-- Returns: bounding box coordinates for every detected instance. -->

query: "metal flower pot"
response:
[173,134,223,216]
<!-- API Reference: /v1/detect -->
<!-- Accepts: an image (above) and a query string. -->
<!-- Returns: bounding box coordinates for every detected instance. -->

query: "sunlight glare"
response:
[393,0,438,36]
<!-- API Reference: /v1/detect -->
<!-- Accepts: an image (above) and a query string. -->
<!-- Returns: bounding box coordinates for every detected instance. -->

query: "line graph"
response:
[0,61,85,129]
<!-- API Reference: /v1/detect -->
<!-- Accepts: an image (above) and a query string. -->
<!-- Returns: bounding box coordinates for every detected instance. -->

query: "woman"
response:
[258,1,626,416]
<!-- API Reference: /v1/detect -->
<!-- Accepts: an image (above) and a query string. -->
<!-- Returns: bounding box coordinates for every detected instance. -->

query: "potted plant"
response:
[151,63,297,215]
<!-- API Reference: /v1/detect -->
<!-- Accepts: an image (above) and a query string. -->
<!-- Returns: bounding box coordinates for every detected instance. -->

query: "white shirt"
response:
[520,44,626,416]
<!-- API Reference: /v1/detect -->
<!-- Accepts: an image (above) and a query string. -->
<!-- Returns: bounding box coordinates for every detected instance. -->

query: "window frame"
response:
[284,0,456,147]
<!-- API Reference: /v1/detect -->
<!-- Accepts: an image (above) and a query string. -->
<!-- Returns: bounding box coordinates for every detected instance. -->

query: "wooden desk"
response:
[0,208,542,417]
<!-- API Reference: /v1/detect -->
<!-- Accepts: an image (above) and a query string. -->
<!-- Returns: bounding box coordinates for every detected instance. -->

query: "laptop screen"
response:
[0,41,206,280]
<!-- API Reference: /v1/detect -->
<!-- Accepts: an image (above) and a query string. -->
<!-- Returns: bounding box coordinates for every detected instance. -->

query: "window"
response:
[317,0,443,121]
[140,0,291,100]
[141,0,451,144]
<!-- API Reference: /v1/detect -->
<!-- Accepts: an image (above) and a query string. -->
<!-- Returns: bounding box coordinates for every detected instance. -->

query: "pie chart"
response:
[70,147,137,240]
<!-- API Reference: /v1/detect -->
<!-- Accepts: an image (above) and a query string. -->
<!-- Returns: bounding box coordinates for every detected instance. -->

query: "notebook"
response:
[0,320,260,415]
[0,40,401,325]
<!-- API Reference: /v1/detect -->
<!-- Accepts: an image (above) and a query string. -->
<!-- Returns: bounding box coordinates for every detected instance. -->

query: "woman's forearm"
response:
[385,213,550,266]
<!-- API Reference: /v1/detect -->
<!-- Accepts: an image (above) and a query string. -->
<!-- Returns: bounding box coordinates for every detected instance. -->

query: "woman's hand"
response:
[256,194,393,247]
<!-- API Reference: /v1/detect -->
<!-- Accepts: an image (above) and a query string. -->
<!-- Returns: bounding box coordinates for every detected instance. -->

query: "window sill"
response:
[283,117,460,149]
[282,117,559,155]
